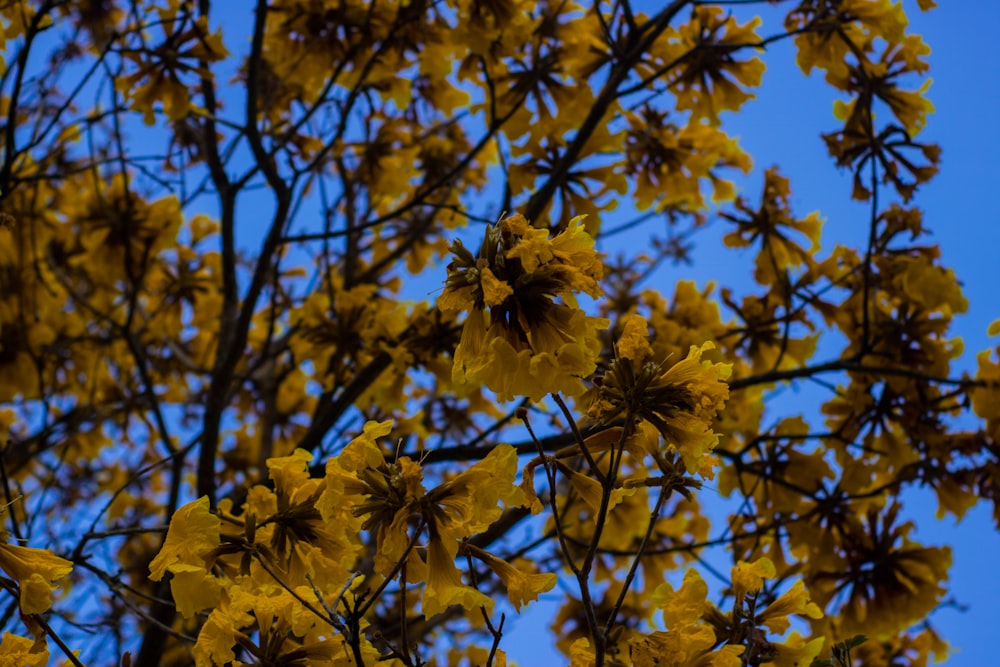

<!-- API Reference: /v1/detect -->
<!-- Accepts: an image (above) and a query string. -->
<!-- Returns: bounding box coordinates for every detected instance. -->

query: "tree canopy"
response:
[0,0,996,665]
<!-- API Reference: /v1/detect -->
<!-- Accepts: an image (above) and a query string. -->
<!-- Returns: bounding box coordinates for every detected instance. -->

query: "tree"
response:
[0,0,993,665]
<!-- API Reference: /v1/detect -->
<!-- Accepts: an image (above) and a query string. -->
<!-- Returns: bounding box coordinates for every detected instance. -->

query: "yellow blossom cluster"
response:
[440,214,609,402]
[148,420,554,665]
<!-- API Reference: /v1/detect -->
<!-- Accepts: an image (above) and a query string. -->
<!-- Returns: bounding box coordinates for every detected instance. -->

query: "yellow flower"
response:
[441,214,608,401]
[722,168,823,287]
[616,313,654,362]
[654,568,710,630]
[148,496,222,618]
[194,586,345,667]
[500,214,557,273]
[427,444,523,534]
[473,548,557,611]
[851,626,947,665]
[787,0,907,79]
[192,608,239,667]
[149,497,220,579]
[118,6,227,124]
[595,325,731,473]
[640,569,746,666]
[756,580,823,634]
[662,7,765,124]
[972,347,1000,441]
[635,571,745,667]
[568,637,596,667]
[554,461,627,514]
[288,275,409,392]
[807,504,949,638]
[769,632,825,667]
[422,527,493,617]
[480,266,514,307]
[658,342,731,417]
[321,420,426,576]
[731,557,775,607]
[0,540,72,615]
[266,448,320,504]
[826,36,933,136]
[624,110,751,211]
[162,567,224,620]
[0,632,48,666]
[332,419,395,474]
[632,629,744,667]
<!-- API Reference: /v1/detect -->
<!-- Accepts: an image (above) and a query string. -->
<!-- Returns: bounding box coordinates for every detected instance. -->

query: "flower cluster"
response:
[440,214,609,402]
[591,314,731,474]
[149,420,553,664]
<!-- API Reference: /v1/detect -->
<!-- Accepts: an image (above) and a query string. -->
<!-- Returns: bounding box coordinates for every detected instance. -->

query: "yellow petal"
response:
[422,534,494,616]
[480,267,513,307]
[168,566,223,619]
[617,314,653,362]
[148,496,220,581]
